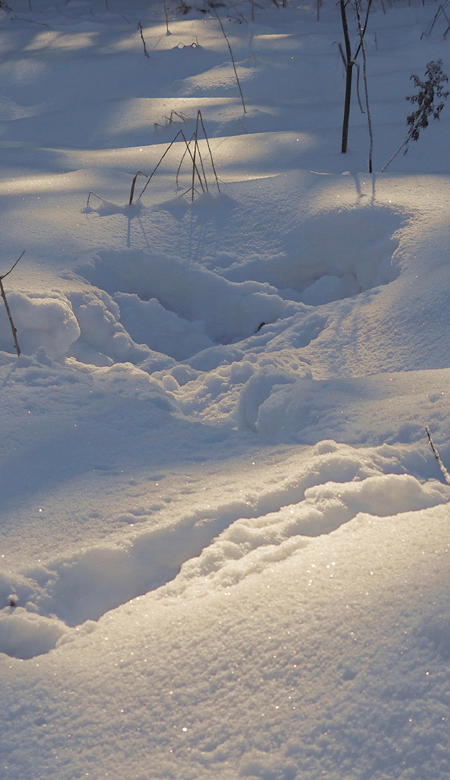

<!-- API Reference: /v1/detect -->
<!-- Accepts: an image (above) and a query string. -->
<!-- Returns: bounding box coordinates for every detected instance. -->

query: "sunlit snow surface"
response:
[1,0,450,778]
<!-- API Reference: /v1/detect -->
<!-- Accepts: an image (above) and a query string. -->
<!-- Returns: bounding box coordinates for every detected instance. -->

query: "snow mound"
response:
[0,292,80,360]
[0,607,68,660]
[68,289,150,365]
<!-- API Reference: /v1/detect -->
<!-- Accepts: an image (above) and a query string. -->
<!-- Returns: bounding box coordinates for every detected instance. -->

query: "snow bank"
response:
[235,369,450,450]
[0,287,151,365]
[3,496,447,780]
[0,607,68,659]
[0,285,191,366]
[163,472,450,596]
[0,292,80,360]
[1,442,446,637]
[68,289,149,365]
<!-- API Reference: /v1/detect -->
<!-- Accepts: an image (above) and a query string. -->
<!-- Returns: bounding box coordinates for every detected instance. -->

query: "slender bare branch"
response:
[354,61,365,114]
[353,0,373,60]
[138,130,184,199]
[176,131,195,188]
[86,191,106,209]
[137,22,150,58]
[337,42,347,68]
[176,130,205,192]
[191,112,200,201]
[355,0,373,172]
[197,110,221,191]
[212,6,247,113]
[0,251,24,357]
[0,250,25,281]
[175,134,194,187]
[426,426,450,486]
[195,135,209,192]
[129,171,148,205]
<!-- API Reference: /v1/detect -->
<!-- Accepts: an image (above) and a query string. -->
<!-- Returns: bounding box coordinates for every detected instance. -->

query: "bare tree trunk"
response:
[341,62,354,153]
[340,0,353,153]
[340,0,372,154]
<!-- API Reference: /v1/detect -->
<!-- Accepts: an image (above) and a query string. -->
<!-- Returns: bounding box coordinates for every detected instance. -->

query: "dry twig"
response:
[0,251,25,357]
[175,130,205,193]
[129,171,148,205]
[86,113,219,206]
[138,22,150,58]
[86,191,106,209]
[426,425,450,486]
[197,109,221,191]
[211,6,247,113]
[138,130,185,199]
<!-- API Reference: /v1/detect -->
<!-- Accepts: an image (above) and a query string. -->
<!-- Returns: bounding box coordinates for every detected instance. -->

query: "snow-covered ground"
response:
[1,0,450,777]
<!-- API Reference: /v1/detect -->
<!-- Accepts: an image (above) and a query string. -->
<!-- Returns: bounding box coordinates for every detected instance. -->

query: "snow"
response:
[1,0,450,777]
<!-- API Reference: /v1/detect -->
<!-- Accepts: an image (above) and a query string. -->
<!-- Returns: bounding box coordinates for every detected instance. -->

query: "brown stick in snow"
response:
[212,6,247,114]
[0,251,25,357]
[137,22,150,58]
[426,426,450,486]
